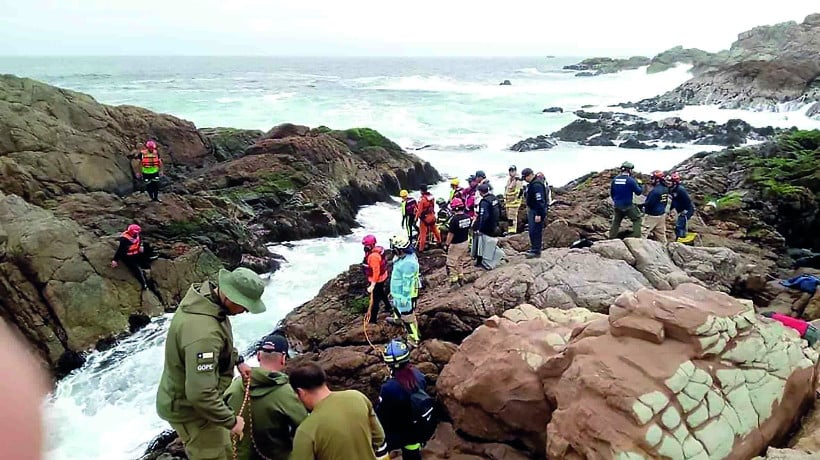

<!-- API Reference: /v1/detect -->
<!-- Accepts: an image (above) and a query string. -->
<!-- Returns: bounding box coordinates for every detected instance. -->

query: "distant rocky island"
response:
[564,13,820,118]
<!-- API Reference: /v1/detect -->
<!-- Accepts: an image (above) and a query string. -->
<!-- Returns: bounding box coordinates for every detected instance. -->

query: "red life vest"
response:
[140,149,161,168]
[122,232,141,256]
[362,246,388,281]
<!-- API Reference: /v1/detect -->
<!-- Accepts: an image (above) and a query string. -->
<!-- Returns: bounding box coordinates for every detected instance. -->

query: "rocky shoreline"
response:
[0,74,439,376]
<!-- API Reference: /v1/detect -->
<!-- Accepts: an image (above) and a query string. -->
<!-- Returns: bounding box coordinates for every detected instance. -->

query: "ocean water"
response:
[1,56,817,460]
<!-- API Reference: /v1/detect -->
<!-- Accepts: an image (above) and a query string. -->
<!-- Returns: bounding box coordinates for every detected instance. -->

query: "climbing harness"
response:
[231,374,278,460]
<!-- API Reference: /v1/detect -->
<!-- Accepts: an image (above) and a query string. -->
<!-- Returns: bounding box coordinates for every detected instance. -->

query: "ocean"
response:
[1,56,817,459]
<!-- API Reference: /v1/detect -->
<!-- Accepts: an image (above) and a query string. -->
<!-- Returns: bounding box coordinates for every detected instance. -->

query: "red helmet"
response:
[126,224,141,236]
[450,197,465,209]
[650,170,666,184]
[669,172,681,184]
[361,234,377,247]
[145,140,157,150]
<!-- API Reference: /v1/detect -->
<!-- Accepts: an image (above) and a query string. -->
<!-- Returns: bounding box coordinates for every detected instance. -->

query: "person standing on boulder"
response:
[641,171,670,243]
[415,185,441,252]
[111,224,154,290]
[504,166,523,233]
[362,235,391,325]
[522,168,548,258]
[376,339,436,460]
[289,362,389,460]
[668,172,696,243]
[609,161,643,239]
[473,183,499,266]
[138,139,164,202]
[399,190,418,242]
[156,267,267,460]
[388,234,421,346]
[223,334,308,460]
[443,198,472,284]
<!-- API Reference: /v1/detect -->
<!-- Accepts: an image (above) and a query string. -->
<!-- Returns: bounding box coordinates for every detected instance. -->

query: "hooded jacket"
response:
[224,368,309,460]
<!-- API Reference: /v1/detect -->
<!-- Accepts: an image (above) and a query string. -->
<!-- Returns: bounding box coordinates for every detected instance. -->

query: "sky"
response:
[0,0,817,56]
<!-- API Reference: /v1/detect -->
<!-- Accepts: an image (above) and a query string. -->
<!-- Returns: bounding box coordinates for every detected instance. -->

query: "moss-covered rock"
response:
[199,127,263,162]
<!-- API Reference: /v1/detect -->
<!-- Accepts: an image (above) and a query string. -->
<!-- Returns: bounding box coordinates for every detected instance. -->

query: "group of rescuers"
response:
[155,265,434,460]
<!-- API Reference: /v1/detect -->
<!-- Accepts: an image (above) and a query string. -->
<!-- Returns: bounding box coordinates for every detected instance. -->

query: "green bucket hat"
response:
[218,267,266,314]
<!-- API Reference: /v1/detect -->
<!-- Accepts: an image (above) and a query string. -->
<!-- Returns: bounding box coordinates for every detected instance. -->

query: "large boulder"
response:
[438,284,819,458]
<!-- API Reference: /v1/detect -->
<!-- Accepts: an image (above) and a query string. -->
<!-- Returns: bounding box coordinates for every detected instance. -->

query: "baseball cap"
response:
[521,168,534,177]
[478,183,490,193]
[258,334,289,354]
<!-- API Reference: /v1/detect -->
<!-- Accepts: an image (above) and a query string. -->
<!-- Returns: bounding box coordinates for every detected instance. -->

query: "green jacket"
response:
[224,368,309,460]
[156,281,239,429]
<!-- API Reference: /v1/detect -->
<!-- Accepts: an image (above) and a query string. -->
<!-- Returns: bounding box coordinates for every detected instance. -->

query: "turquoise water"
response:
[4,56,814,460]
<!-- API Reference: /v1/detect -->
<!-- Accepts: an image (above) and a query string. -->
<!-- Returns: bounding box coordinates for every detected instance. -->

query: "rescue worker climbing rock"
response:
[388,234,421,346]
[504,165,523,233]
[668,172,696,243]
[362,235,391,325]
[376,339,436,460]
[399,190,418,241]
[642,170,670,243]
[138,139,164,202]
[609,161,643,239]
[443,198,471,284]
[223,334,308,460]
[415,185,441,252]
[522,168,548,258]
[290,362,388,460]
[156,267,267,460]
[111,224,153,290]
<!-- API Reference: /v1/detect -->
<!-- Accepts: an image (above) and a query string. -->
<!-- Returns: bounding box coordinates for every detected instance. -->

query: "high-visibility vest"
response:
[121,232,141,256]
[140,149,161,174]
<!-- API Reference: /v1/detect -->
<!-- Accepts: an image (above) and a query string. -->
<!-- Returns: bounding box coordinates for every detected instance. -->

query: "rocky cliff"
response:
[625,14,820,114]
[0,74,439,375]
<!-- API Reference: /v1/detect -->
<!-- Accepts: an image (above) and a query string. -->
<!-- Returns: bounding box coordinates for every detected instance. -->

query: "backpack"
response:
[485,195,501,235]
[409,387,437,442]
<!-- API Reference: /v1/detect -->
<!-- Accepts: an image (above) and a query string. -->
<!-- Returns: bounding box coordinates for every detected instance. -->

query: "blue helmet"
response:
[383,339,411,367]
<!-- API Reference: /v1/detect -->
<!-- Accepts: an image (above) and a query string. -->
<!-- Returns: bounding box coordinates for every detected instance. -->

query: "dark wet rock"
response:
[551,119,603,142]
[509,135,558,152]
[575,71,597,77]
[582,135,616,147]
[619,138,656,149]
[565,56,651,76]
[542,106,563,113]
[499,80,512,86]
[647,46,718,74]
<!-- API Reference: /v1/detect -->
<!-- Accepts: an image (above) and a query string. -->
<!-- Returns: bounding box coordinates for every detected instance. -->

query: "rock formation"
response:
[0,74,439,374]
[438,284,819,459]
[563,56,651,76]
[623,14,820,112]
[510,135,558,152]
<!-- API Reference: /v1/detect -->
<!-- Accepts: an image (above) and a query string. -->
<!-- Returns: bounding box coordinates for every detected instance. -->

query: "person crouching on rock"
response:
[761,312,820,346]
[138,139,164,202]
[375,339,436,460]
[641,171,670,244]
[415,184,441,252]
[223,334,308,460]
[609,161,643,239]
[443,198,471,284]
[289,362,389,460]
[156,267,267,460]
[362,234,391,325]
[388,234,421,346]
[111,224,154,290]
[668,172,696,243]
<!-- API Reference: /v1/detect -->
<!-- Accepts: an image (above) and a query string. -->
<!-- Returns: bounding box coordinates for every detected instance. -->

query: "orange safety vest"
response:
[122,232,141,256]
[140,149,161,169]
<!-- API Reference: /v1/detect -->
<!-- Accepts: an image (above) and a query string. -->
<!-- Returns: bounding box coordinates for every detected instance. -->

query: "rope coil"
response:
[231,374,275,460]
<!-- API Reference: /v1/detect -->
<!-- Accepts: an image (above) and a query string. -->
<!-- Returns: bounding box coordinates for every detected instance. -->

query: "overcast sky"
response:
[0,1,816,56]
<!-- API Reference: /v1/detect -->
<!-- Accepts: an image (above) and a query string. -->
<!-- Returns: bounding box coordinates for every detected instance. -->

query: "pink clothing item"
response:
[769,313,809,336]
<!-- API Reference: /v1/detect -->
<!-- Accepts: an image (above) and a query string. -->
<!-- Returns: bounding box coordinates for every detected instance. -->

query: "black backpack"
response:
[409,387,437,442]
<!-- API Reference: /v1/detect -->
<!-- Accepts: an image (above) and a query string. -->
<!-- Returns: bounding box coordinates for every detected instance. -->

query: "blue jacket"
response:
[390,252,419,315]
[644,183,670,216]
[376,367,427,448]
[610,174,642,209]
[525,179,548,217]
[670,184,694,214]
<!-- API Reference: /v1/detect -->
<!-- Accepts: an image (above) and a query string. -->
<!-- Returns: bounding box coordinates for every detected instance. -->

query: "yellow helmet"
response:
[450,178,460,187]
[399,189,408,198]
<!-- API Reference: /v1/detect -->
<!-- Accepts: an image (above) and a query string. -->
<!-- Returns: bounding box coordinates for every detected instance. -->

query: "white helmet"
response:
[389,233,411,250]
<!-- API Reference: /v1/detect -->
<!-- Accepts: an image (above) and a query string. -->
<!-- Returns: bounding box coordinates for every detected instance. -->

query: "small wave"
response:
[410,143,488,152]
[262,92,295,103]
[514,67,547,75]
[216,97,241,103]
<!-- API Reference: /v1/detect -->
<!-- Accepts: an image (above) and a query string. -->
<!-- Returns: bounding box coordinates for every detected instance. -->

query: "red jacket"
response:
[768,313,809,336]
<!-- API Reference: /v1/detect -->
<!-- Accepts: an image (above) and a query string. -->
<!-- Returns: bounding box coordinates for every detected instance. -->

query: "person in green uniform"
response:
[289,362,389,460]
[223,334,308,460]
[156,267,267,460]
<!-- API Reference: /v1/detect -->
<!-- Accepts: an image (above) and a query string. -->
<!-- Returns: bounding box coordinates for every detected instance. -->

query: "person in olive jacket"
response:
[156,267,267,460]
[224,334,308,460]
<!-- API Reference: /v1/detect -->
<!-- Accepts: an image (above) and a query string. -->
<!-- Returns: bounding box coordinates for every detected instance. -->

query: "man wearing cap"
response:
[522,168,548,258]
[156,267,267,460]
[224,335,308,460]
[504,166,524,233]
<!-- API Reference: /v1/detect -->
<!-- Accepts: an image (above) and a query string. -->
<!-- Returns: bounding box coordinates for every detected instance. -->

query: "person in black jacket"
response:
[110,224,156,290]
[472,183,499,267]
[522,168,548,258]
